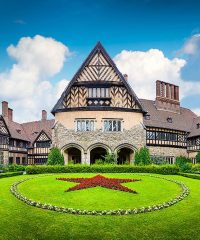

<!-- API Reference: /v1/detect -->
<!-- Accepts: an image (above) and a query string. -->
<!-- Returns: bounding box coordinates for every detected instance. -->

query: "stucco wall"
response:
[55,111,143,130]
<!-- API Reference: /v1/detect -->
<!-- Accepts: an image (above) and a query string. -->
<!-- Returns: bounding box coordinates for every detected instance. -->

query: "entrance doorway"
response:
[90,147,107,164]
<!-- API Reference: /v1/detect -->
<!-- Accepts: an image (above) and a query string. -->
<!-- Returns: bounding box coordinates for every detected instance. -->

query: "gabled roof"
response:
[140,99,197,132]
[188,116,200,138]
[0,115,10,136]
[3,117,28,141]
[22,119,54,146]
[52,41,146,114]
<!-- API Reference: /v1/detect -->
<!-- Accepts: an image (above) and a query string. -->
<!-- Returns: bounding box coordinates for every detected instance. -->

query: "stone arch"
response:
[61,143,85,164]
[87,143,111,165]
[114,143,137,165]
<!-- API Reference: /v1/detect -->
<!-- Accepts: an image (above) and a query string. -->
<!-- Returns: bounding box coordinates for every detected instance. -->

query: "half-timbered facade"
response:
[52,42,200,165]
[0,42,199,165]
[0,102,54,165]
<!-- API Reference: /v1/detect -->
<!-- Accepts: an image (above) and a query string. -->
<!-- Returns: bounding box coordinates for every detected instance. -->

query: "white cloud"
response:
[0,35,70,122]
[181,34,200,55]
[113,48,200,100]
[192,108,200,116]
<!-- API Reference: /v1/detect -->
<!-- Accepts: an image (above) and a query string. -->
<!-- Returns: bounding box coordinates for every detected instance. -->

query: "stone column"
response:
[3,151,9,165]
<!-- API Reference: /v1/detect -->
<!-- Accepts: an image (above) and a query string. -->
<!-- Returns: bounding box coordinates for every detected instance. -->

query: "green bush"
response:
[175,156,192,172]
[134,147,152,165]
[191,164,200,173]
[178,172,200,180]
[95,159,104,164]
[103,151,118,164]
[47,147,64,165]
[196,152,200,164]
[0,164,26,173]
[0,171,24,178]
[26,164,179,175]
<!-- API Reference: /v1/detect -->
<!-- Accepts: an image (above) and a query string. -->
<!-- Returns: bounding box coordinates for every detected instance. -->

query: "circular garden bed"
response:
[10,173,189,216]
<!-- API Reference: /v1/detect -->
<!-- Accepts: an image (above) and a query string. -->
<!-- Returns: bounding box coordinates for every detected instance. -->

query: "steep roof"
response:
[52,41,146,114]
[4,118,28,141]
[1,115,54,144]
[140,99,197,132]
[22,119,54,145]
[188,117,200,138]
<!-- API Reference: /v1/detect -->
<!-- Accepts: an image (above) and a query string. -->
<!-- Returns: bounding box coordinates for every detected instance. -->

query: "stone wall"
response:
[52,122,146,164]
[148,146,188,158]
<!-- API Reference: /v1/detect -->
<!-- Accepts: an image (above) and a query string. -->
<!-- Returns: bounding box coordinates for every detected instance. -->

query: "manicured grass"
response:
[0,173,200,240]
[17,174,181,211]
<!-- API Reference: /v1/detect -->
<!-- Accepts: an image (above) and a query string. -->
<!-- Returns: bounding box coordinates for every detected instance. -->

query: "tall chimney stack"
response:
[155,80,180,113]
[8,108,13,121]
[42,110,47,121]
[2,101,8,118]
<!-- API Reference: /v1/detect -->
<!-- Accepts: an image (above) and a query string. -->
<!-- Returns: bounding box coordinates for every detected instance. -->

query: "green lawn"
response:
[0,173,200,240]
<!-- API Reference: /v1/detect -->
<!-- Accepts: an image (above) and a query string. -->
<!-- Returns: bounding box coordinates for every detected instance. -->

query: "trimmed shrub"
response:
[0,171,23,178]
[175,156,192,172]
[26,164,179,175]
[196,152,200,164]
[134,147,152,165]
[47,147,64,165]
[0,164,26,173]
[178,172,200,180]
[191,164,200,173]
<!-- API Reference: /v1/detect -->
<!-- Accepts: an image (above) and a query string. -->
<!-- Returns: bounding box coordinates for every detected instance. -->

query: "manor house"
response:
[0,42,199,165]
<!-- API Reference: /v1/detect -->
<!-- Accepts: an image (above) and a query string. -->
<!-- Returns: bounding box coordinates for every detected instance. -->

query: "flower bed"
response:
[57,175,141,193]
[10,174,189,216]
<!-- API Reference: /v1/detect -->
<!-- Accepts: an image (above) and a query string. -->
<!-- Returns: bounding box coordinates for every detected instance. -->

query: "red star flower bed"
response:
[56,174,141,193]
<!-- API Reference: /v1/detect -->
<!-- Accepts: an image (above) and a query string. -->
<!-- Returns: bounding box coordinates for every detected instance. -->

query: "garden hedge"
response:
[26,164,179,175]
[178,172,200,180]
[0,164,26,173]
[0,171,24,179]
[191,164,200,173]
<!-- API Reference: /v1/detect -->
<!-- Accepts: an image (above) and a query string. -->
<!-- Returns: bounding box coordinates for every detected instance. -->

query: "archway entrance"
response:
[64,147,81,164]
[90,147,107,164]
[117,147,134,164]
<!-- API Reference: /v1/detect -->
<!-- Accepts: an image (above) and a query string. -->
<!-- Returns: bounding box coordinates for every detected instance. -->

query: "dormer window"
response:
[16,129,21,134]
[145,114,151,120]
[167,117,173,123]
[197,123,200,129]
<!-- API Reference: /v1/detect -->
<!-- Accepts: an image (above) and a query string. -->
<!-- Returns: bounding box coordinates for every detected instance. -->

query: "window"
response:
[22,157,27,165]
[0,151,3,165]
[88,88,109,98]
[16,157,20,165]
[145,114,150,120]
[36,141,51,148]
[167,117,172,123]
[9,157,13,165]
[103,119,122,132]
[76,119,95,132]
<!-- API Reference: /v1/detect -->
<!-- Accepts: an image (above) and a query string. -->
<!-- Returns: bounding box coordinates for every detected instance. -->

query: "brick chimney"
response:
[155,80,180,113]
[2,101,8,118]
[8,108,13,121]
[42,110,47,121]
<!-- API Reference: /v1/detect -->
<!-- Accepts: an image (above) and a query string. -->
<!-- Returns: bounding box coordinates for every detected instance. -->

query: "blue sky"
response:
[0,0,200,121]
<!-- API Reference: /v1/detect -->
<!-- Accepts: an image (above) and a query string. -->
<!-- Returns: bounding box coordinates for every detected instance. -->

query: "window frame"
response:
[103,119,123,132]
[75,119,96,132]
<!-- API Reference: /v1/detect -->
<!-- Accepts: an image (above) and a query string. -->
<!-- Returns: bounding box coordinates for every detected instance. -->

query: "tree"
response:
[47,147,64,165]
[103,151,118,164]
[134,147,151,165]
[196,152,200,163]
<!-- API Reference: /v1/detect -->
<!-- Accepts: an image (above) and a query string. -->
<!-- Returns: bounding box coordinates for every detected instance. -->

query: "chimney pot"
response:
[2,101,8,118]
[8,108,13,121]
[42,110,47,121]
